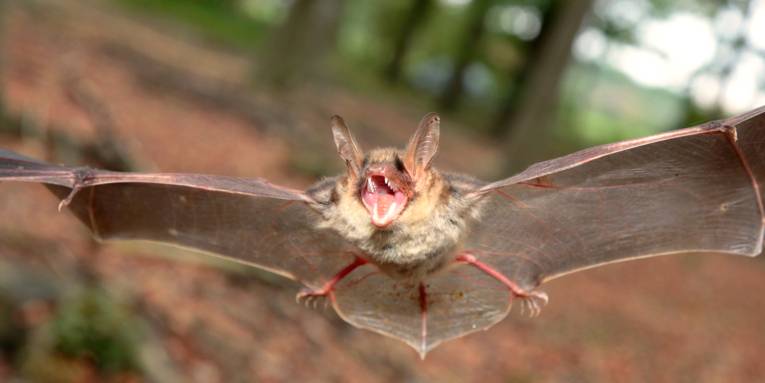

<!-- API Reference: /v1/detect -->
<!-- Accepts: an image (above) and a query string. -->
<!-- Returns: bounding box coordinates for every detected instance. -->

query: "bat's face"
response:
[358,149,414,227]
[331,113,441,229]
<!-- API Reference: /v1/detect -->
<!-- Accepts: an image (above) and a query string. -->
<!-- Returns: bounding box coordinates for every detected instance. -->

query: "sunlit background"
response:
[4,0,765,167]
[0,0,764,382]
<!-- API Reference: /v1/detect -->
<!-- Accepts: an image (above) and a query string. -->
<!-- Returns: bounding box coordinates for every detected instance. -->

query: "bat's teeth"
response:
[384,177,395,191]
[368,178,375,192]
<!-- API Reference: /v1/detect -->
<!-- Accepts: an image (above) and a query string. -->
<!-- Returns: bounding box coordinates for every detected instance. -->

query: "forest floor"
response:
[1,1,764,382]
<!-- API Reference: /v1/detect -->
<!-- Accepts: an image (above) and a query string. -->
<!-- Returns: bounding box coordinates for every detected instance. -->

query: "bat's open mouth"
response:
[361,174,408,227]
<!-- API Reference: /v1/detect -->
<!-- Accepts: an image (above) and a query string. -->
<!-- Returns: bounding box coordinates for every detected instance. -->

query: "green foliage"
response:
[339,0,407,67]
[50,288,141,373]
[558,63,683,147]
[115,0,270,50]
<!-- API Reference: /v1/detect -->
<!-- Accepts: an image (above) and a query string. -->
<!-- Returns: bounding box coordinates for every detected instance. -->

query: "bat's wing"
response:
[463,106,765,292]
[0,150,357,289]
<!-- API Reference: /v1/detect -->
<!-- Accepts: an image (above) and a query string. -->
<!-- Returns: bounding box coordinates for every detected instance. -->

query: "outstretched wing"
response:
[0,150,357,289]
[464,106,765,292]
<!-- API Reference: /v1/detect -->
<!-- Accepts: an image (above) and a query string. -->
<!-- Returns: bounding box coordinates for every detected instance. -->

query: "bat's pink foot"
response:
[295,257,367,309]
[296,287,331,308]
[518,290,548,317]
[456,253,549,317]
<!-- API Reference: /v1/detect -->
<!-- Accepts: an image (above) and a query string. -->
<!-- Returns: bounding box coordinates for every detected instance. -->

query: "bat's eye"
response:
[361,174,408,227]
[394,156,406,173]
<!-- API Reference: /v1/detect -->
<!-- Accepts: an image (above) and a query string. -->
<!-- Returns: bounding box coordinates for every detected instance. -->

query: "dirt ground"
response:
[1,1,764,382]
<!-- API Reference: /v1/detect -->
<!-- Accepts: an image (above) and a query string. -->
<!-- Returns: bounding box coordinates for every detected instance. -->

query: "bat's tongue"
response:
[372,194,397,223]
[362,176,408,227]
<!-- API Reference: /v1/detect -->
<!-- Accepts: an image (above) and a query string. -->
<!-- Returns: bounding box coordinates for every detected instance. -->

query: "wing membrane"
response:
[467,110,765,290]
[0,152,356,288]
[333,264,510,356]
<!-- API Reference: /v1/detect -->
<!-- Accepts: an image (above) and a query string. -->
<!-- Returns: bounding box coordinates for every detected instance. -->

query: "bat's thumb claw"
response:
[57,199,68,212]
[58,185,82,212]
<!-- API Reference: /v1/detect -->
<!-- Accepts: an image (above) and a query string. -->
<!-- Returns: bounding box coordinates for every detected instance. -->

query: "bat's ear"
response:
[404,112,440,180]
[331,115,364,179]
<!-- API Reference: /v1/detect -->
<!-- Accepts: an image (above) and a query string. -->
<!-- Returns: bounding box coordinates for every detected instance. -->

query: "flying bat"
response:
[1,107,764,358]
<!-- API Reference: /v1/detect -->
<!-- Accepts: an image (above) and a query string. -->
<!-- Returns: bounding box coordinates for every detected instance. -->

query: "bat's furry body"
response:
[1,107,764,357]
[309,148,483,280]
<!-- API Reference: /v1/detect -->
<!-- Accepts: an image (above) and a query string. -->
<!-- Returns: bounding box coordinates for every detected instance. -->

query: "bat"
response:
[1,107,764,358]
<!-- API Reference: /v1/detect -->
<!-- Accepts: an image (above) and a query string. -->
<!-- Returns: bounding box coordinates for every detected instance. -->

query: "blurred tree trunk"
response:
[258,0,345,89]
[385,0,433,83]
[438,0,492,111]
[493,0,593,171]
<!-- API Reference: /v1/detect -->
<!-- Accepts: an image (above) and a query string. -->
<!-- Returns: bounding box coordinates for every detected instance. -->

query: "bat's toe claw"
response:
[516,290,548,318]
[532,290,549,305]
[296,288,331,309]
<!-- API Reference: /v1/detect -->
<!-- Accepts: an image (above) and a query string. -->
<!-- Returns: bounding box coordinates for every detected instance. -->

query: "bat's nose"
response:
[366,164,389,175]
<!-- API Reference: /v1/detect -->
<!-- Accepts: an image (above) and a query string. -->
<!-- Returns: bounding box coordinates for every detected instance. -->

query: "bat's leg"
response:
[455,253,548,317]
[296,257,368,308]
